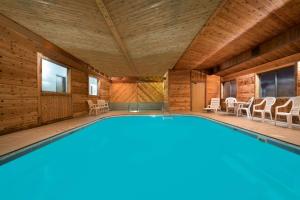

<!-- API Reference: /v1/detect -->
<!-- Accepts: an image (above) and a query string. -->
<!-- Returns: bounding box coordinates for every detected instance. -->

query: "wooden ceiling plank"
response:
[0,0,221,76]
[173,0,227,70]
[95,0,138,75]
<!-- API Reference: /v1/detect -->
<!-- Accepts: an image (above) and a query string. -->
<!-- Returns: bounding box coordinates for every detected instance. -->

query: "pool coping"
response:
[1,114,300,165]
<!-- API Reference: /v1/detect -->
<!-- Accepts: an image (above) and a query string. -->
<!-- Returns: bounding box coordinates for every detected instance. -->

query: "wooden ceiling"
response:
[2,0,300,77]
[175,0,300,75]
[0,0,221,76]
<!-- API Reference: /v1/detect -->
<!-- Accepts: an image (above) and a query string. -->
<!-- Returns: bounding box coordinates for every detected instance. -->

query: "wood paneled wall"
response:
[223,63,300,102]
[298,62,300,95]
[110,83,137,103]
[163,73,168,109]
[168,70,191,111]
[110,82,163,103]
[100,78,111,101]
[40,95,72,123]
[236,74,255,101]
[138,82,163,102]
[0,17,40,134]
[0,15,110,134]
[71,68,89,117]
[72,69,110,117]
[191,70,206,83]
[206,75,220,106]
[167,70,220,110]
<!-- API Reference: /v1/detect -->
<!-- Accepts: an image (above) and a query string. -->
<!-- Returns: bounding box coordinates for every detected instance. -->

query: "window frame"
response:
[258,65,296,98]
[39,54,71,96]
[88,75,99,96]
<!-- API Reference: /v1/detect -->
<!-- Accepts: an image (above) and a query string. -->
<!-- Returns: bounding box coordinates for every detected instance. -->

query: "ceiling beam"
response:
[95,0,138,75]
[215,24,300,76]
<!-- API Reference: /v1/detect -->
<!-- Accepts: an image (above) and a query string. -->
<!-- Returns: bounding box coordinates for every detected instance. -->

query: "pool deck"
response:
[0,111,299,157]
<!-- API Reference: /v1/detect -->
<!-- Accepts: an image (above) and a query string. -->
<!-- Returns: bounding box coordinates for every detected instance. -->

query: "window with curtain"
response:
[42,59,68,93]
[223,80,236,98]
[260,66,295,97]
[89,76,98,96]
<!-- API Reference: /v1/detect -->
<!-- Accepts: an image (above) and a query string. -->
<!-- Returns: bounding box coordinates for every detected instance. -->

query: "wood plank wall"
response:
[71,68,89,117]
[0,15,110,135]
[72,69,110,117]
[168,70,191,111]
[110,83,137,103]
[167,70,214,111]
[298,62,300,95]
[137,82,163,102]
[236,74,255,101]
[0,23,38,134]
[223,64,300,101]
[191,70,206,83]
[40,95,72,123]
[163,73,168,110]
[110,82,163,103]
[206,75,220,106]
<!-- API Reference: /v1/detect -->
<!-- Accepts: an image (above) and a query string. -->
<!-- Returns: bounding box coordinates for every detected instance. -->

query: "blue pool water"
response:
[1,115,300,200]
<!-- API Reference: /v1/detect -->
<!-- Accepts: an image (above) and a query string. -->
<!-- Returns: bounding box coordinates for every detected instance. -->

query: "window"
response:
[42,59,68,93]
[89,76,98,96]
[260,66,295,97]
[223,80,236,98]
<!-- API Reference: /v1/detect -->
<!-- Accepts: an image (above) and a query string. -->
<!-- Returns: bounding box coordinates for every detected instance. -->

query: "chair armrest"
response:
[253,100,264,110]
[275,105,286,113]
[253,104,260,110]
[275,99,291,113]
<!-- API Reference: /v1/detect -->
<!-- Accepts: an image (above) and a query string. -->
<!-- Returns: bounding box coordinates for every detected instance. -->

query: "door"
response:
[192,82,205,112]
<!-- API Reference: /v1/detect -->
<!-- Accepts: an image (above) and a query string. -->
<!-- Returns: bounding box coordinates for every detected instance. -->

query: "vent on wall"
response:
[205,66,220,75]
[251,46,260,56]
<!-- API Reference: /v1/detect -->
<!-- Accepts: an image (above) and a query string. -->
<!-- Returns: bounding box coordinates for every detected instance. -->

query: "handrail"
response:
[128,103,140,112]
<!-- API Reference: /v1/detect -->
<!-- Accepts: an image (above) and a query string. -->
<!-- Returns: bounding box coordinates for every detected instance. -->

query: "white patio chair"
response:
[87,100,101,115]
[97,100,109,112]
[237,97,254,119]
[203,98,220,113]
[252,97,276,122]
[275,96,300,128]
[103,100,109,112]
[225,97,237,113]
[96,100,105,113]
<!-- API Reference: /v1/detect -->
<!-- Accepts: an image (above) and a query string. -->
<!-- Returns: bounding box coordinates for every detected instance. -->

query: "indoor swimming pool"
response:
[1,115,300,200]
